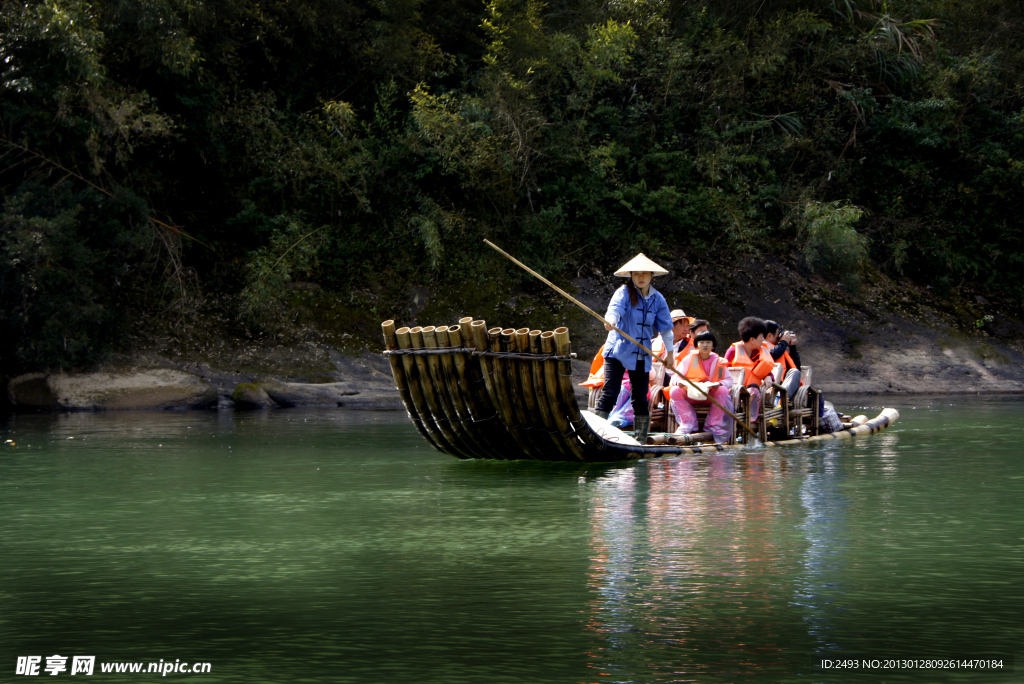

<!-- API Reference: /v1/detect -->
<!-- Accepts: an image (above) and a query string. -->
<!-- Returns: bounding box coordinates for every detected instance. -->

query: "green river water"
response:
[1,395,1020,683]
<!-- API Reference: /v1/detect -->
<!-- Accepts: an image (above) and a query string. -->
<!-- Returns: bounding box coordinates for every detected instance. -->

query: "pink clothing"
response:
[607,374,657,426]
[668,385,734,444]
[667,353,733,391]
[747,386,762,424]
[666,354,735,444]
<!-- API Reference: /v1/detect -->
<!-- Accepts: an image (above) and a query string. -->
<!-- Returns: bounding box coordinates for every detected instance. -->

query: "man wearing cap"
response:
[650,310,699,390]
[669,310,695,357]
[594,253,674,444]
[651,310,692,378]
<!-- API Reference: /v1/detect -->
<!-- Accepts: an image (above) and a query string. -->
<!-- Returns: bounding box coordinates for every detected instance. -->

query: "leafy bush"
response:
[801,201,869,291]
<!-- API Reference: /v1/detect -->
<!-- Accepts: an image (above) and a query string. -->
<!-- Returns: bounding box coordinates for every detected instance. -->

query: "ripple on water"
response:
[1,399,1021,683]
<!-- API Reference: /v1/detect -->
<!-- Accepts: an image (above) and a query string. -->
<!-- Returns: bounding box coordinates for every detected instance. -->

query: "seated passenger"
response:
[724,317,773,423]
[663,317,710,382]
[764,320,801,397]
[667,331,734,444]
[671,310,696,356]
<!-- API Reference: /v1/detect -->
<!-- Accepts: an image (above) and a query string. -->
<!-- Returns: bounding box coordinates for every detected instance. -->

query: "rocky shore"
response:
[4,351,410,412]
[4,256,1023,413]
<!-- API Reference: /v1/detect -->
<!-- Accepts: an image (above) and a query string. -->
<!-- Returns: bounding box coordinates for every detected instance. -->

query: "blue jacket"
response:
[602,284,673,372]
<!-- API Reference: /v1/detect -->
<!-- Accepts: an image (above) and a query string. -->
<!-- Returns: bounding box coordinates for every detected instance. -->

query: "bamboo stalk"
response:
[529,329,573,460]
[647,432,714,446]
[411,326,470,457]
[424,326,481,456]
[459,319,505,433]
[435,326,489,457]
[382,321,442,451]
[447,325,509,458]
[513,327,560,461]
[483,239,755,438]
[398,326,459,455]
[540,331,588,461]
[473,322,535,457]
[498,328,541,460]
[552,327,614,457]
[458,317,500,425]
[472,324,507,426]
[452,320,513,460]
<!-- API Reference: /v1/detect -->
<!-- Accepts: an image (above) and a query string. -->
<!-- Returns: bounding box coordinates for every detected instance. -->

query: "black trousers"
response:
[596,357,649,417]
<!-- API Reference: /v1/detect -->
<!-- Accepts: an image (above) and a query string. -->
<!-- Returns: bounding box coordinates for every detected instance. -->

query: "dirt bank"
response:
[143,255,1024,400]
[563,255,1024,395]
[4,254,1021,413]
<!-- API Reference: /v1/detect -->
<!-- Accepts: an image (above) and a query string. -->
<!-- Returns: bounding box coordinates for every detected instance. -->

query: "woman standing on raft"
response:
[594,254,675,444]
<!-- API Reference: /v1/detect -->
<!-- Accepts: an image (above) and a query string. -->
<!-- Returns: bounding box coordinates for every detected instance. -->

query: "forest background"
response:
[1,0,1022,377]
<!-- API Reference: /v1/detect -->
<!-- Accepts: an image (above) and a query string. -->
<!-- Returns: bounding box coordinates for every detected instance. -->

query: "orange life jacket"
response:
[730,342,774,386]
[765,341,801,384]
[580,349,605,388]
[684,351,727,383]
[779,349,797,373]
[677,338,694,358]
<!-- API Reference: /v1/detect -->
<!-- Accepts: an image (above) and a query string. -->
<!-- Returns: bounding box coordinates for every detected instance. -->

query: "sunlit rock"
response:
[8,370,218,411]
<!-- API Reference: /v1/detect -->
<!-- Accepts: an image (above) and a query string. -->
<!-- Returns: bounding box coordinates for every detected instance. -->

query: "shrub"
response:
[801,201,868,291]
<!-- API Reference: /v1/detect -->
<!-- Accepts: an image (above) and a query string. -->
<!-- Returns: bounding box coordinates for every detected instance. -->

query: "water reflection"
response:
[583,452,814,680]
[797,453,850,657]
[3,398,1021,683]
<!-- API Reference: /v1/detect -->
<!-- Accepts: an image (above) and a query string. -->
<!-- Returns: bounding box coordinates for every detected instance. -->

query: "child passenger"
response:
[667,330,734,444]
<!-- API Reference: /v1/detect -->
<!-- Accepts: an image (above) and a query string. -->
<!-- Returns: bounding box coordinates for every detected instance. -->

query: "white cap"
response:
[614,253,668,277]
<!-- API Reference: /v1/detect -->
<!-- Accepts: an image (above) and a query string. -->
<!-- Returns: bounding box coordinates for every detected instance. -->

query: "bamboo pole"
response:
[446,324,510,458]
[382,321,442,451]
[458,317,504,436]
[483,239,756,438]
[411,326,470,457]
[457,319,504,430]
[529,329,573,460]
[464,320,501,425]
[397,326,459,455]
[434,326,489,457]
[552,327,616,457]
[473,323,536,458]
[452,320,514,460]
[425,326,484,456]
[540,331,587,460]
[648,432,714,446]
[472,324,507,426]
[513,327,561,461]
[498,328,541,460]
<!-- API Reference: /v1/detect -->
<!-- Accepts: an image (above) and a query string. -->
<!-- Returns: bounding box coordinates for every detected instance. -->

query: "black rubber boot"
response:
[634,415,650,445]
[593,409,610,420]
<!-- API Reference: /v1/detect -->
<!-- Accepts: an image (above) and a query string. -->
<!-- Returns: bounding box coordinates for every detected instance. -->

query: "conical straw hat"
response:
[614,253,668,277]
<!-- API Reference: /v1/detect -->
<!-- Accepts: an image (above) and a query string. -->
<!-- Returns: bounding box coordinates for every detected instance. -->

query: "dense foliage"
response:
[2,0,1022,371]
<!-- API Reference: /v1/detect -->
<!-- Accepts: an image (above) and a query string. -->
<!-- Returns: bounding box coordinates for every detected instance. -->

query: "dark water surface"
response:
[1,396,1020,683]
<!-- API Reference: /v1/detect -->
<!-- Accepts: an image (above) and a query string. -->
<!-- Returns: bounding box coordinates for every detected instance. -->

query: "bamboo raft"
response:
[381,319,899,462]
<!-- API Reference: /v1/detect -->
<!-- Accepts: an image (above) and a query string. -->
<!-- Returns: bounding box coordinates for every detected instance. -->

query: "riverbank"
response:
[4,254,1023,412]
